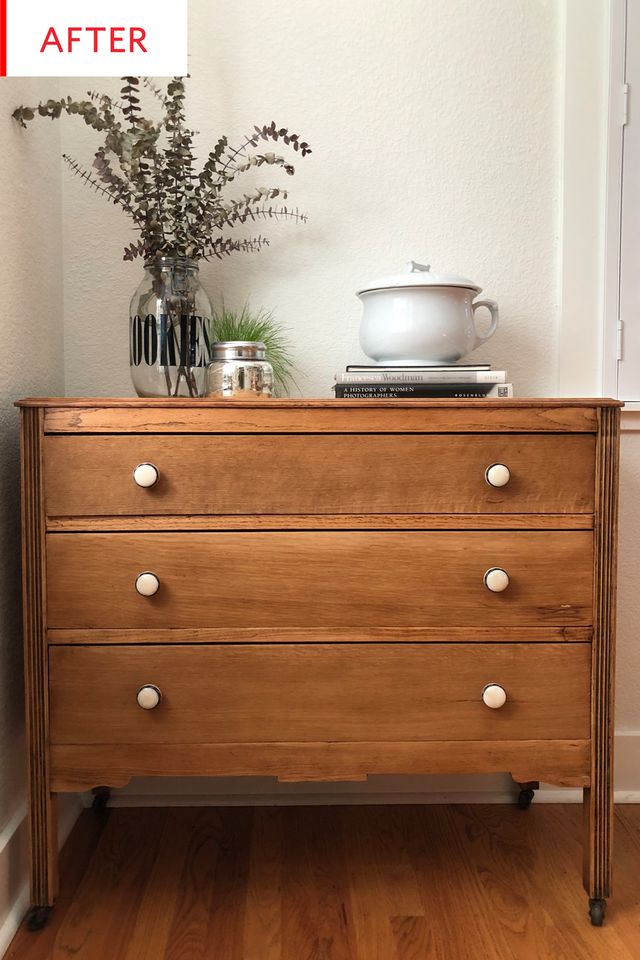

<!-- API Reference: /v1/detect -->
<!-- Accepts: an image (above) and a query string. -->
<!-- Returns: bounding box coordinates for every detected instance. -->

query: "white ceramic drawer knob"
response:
[484,567,510,592]
[485,463,511,487]
[133,462,159,488]
[482,683,507,709]
[135,572,160,597]
[136,684,162,710]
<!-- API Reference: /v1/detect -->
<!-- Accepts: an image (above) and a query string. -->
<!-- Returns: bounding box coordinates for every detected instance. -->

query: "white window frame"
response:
[600,0,640,433]
[557,0,620,400]
[602,0,627,402]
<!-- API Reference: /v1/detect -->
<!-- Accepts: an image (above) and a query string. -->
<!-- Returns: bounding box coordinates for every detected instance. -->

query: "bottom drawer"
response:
[49,643,590,745]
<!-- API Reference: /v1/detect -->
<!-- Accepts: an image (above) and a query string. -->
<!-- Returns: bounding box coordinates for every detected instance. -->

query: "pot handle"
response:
[472,299,499,345]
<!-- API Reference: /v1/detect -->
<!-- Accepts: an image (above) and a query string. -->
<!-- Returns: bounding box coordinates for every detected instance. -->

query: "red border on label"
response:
[0,0,6,77]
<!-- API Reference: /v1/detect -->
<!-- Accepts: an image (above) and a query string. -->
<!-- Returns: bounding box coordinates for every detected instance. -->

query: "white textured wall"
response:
[60,0,560,397]
[0,79,65,942]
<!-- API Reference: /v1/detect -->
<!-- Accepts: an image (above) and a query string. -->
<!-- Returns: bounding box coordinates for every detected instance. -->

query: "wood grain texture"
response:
[282,806,356,959]
[163,808,229,959]
[36,400,605,434]
[7,804,640,960]
[17,396,624,407]
[46,513,596,532]
[19,407,57,907]
[44,434,596,517]
[44,808,168,960]
[120,809,196,960]
[242,807,282,960]
[46,625,594,645]
[45,530,594,629]
[49,739,591,793]
[584,406,620,901]
[49,642,591,747]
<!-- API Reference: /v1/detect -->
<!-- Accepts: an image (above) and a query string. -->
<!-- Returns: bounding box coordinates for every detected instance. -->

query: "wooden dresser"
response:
[17,397,621,929]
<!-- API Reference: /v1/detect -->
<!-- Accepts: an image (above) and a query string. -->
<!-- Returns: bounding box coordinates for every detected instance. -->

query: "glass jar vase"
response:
[129,257,213,397]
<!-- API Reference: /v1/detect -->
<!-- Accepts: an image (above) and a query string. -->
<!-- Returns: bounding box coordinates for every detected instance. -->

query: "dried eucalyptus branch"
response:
[13,77,311,263]
[223,204,308,228]
[200,236,271,260]
[87,91,126,115]
[120,76,142,133]
[142,77,169,107]
[62,154,131,209]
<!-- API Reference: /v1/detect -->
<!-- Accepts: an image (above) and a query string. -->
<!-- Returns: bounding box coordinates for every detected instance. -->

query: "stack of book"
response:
[333,363,513,399]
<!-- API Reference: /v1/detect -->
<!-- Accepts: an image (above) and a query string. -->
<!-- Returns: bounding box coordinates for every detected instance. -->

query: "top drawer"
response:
[44,433,595,518]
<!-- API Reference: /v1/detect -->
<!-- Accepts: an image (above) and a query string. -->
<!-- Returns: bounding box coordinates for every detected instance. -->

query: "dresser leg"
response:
[582,404,618,926]
[583,785,612,925]
[27,790,58,920]
[21,407,59,918]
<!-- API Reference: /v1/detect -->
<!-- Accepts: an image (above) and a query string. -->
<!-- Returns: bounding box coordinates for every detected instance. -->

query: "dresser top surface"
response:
[15,397,624,409]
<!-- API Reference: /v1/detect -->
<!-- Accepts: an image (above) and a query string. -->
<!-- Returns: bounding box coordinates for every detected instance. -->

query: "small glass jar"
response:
[205,341,274,398]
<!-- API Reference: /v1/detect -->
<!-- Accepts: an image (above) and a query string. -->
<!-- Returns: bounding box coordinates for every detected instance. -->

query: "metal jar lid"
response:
[211,341,267,361]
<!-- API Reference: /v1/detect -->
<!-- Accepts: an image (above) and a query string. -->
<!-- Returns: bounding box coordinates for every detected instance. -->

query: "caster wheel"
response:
[517,788,535,810]
[589,898,606,926]
[26,906,52,932]
[92,787,110,812]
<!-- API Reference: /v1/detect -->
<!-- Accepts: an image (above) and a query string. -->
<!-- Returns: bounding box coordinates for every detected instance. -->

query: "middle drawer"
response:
[46,530,593,629]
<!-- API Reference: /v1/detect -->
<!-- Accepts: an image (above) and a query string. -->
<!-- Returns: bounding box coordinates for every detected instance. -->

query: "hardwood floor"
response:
[7,803,640,960]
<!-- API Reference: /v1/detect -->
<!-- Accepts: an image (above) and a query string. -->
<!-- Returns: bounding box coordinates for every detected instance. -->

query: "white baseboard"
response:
[108,787,640,808]
[109,731,640,808]
[110,787,523,807]
[0,795,82,959]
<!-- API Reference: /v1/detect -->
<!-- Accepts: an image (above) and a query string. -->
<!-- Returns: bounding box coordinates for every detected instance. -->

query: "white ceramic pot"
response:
[358,261,499,365]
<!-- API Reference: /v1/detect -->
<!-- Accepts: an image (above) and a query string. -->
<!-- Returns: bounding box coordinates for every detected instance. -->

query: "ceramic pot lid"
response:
[357,260,482,296]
